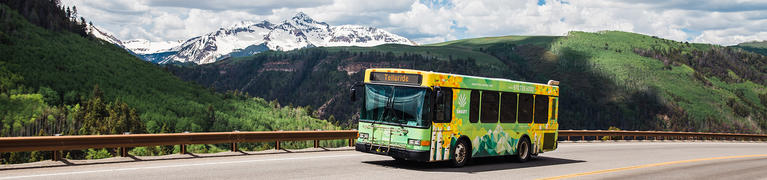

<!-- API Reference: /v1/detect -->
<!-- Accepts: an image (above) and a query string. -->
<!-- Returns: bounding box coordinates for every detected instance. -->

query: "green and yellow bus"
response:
[352,68,560,167]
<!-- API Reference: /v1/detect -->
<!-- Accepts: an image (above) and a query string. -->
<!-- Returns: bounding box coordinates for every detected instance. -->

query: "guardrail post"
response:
[231,143,238,152]
[348,139,354,147]
[275,141,280,150]
[52,150,61,161]
[313,140,319,148]
[120,147,128,157]
[180,144,187,155]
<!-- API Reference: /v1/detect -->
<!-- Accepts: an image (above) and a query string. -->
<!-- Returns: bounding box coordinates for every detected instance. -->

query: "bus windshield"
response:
[361,84,430,127]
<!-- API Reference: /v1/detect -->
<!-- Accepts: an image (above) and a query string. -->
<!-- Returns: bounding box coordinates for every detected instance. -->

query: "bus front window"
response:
[361,84,429,127]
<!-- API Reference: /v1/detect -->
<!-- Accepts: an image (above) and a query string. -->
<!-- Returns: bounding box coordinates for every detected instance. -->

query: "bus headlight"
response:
[359,133,369,139]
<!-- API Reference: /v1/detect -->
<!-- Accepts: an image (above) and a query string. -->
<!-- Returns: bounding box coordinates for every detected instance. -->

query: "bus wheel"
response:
[515,137,531,163]
[451,140,470,167]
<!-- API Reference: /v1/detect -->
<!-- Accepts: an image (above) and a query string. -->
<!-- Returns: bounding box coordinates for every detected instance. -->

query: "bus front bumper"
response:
[355,143,430,162]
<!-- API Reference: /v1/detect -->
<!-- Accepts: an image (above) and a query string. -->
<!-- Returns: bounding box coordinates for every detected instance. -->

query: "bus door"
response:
[430,87,454,161]
[533,95,556,152]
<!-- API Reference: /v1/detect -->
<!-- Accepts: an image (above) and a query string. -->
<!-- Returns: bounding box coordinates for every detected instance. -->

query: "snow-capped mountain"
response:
[126,12,417,64]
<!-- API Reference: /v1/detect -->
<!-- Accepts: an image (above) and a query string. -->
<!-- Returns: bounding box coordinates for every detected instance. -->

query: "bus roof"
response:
[365,68,559,96]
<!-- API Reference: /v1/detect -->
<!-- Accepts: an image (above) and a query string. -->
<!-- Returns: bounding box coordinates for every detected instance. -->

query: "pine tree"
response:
[71,6,77,19]
[65,7,70,20]
[206,105,215,132]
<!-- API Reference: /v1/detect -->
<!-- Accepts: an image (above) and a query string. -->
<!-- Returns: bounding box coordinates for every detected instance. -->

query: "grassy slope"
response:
[736,41,767,48]
[732,41,767,56]
[325,44,504,66]
[0,4,338,134]
[553,31,766,131]
[427,35,559,47]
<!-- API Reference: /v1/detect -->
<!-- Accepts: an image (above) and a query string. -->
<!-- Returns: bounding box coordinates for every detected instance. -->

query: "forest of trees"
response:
[634,46,767,130]
[0,0,342,164]
[0,0,89,37]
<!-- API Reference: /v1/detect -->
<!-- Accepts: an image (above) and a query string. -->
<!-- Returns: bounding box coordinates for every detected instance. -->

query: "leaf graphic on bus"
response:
[457,94,468,107]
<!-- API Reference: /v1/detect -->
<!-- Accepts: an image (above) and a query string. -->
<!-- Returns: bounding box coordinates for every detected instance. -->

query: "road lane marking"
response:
[0,154,364,179]
[538,154,767,180]
[560,142,767,147]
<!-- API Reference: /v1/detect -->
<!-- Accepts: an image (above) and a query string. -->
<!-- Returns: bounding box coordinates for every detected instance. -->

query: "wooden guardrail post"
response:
[275,140,280,150]
[313,140,319,148]
[180,144,187,154]
[120,147,128,157]
[52,150,61,161]
[231,143,237,152]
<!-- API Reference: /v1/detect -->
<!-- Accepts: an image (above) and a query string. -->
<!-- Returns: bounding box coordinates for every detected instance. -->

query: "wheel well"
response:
[457,135,472,153]
[518,134,531,152]
[520,134,531,142]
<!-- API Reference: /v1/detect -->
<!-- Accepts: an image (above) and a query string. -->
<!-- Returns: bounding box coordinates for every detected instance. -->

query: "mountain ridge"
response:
[110,12,417,64]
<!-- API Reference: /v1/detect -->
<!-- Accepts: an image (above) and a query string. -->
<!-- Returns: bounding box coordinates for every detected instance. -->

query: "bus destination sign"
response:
[370,72,422,85]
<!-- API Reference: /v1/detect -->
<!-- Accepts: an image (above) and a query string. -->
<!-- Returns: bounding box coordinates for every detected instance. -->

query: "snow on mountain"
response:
[86,25,123,47]
[123,39,184,54]
[132,12,418,64]
[326,25,417,47]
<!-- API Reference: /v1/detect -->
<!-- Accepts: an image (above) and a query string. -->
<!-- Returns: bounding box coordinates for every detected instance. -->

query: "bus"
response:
[352,68,560,167]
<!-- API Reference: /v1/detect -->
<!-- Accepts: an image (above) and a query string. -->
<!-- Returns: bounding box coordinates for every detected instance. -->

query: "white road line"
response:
[0,154,364,179]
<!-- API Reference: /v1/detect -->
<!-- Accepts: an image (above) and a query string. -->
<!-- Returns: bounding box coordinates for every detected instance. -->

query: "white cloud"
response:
[62,0,767,45]
[389,2,455,40]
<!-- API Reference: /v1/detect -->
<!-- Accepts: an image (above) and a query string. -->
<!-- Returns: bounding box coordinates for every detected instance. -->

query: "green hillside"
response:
[0,2,339,163]
[172,31,767,134]
[732,41,767,56]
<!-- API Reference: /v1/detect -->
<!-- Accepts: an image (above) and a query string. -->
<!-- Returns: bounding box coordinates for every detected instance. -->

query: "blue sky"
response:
[63,0,767,45]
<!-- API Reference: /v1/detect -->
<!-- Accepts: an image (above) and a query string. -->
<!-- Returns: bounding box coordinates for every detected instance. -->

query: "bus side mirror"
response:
[350,83,363,102]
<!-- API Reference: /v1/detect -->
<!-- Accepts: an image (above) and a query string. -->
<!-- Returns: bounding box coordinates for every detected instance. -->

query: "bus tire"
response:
[451,139,470,167]
[515,137,531,163]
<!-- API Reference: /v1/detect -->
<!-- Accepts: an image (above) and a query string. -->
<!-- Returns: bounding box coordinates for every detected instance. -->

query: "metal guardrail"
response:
[2,129,766,161]
[0,130,358,161]
[558,130,767,141]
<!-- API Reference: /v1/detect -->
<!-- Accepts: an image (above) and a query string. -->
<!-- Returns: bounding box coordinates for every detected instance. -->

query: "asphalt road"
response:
[2,141,767,180]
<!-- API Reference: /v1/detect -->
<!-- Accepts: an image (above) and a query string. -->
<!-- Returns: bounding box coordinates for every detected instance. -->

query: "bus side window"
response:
[481,91,499,123]
[434,88,453,123]
[469,90,480,123]
[518,93,533,123]
[500,92,517,123]
[534,95,549,123]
